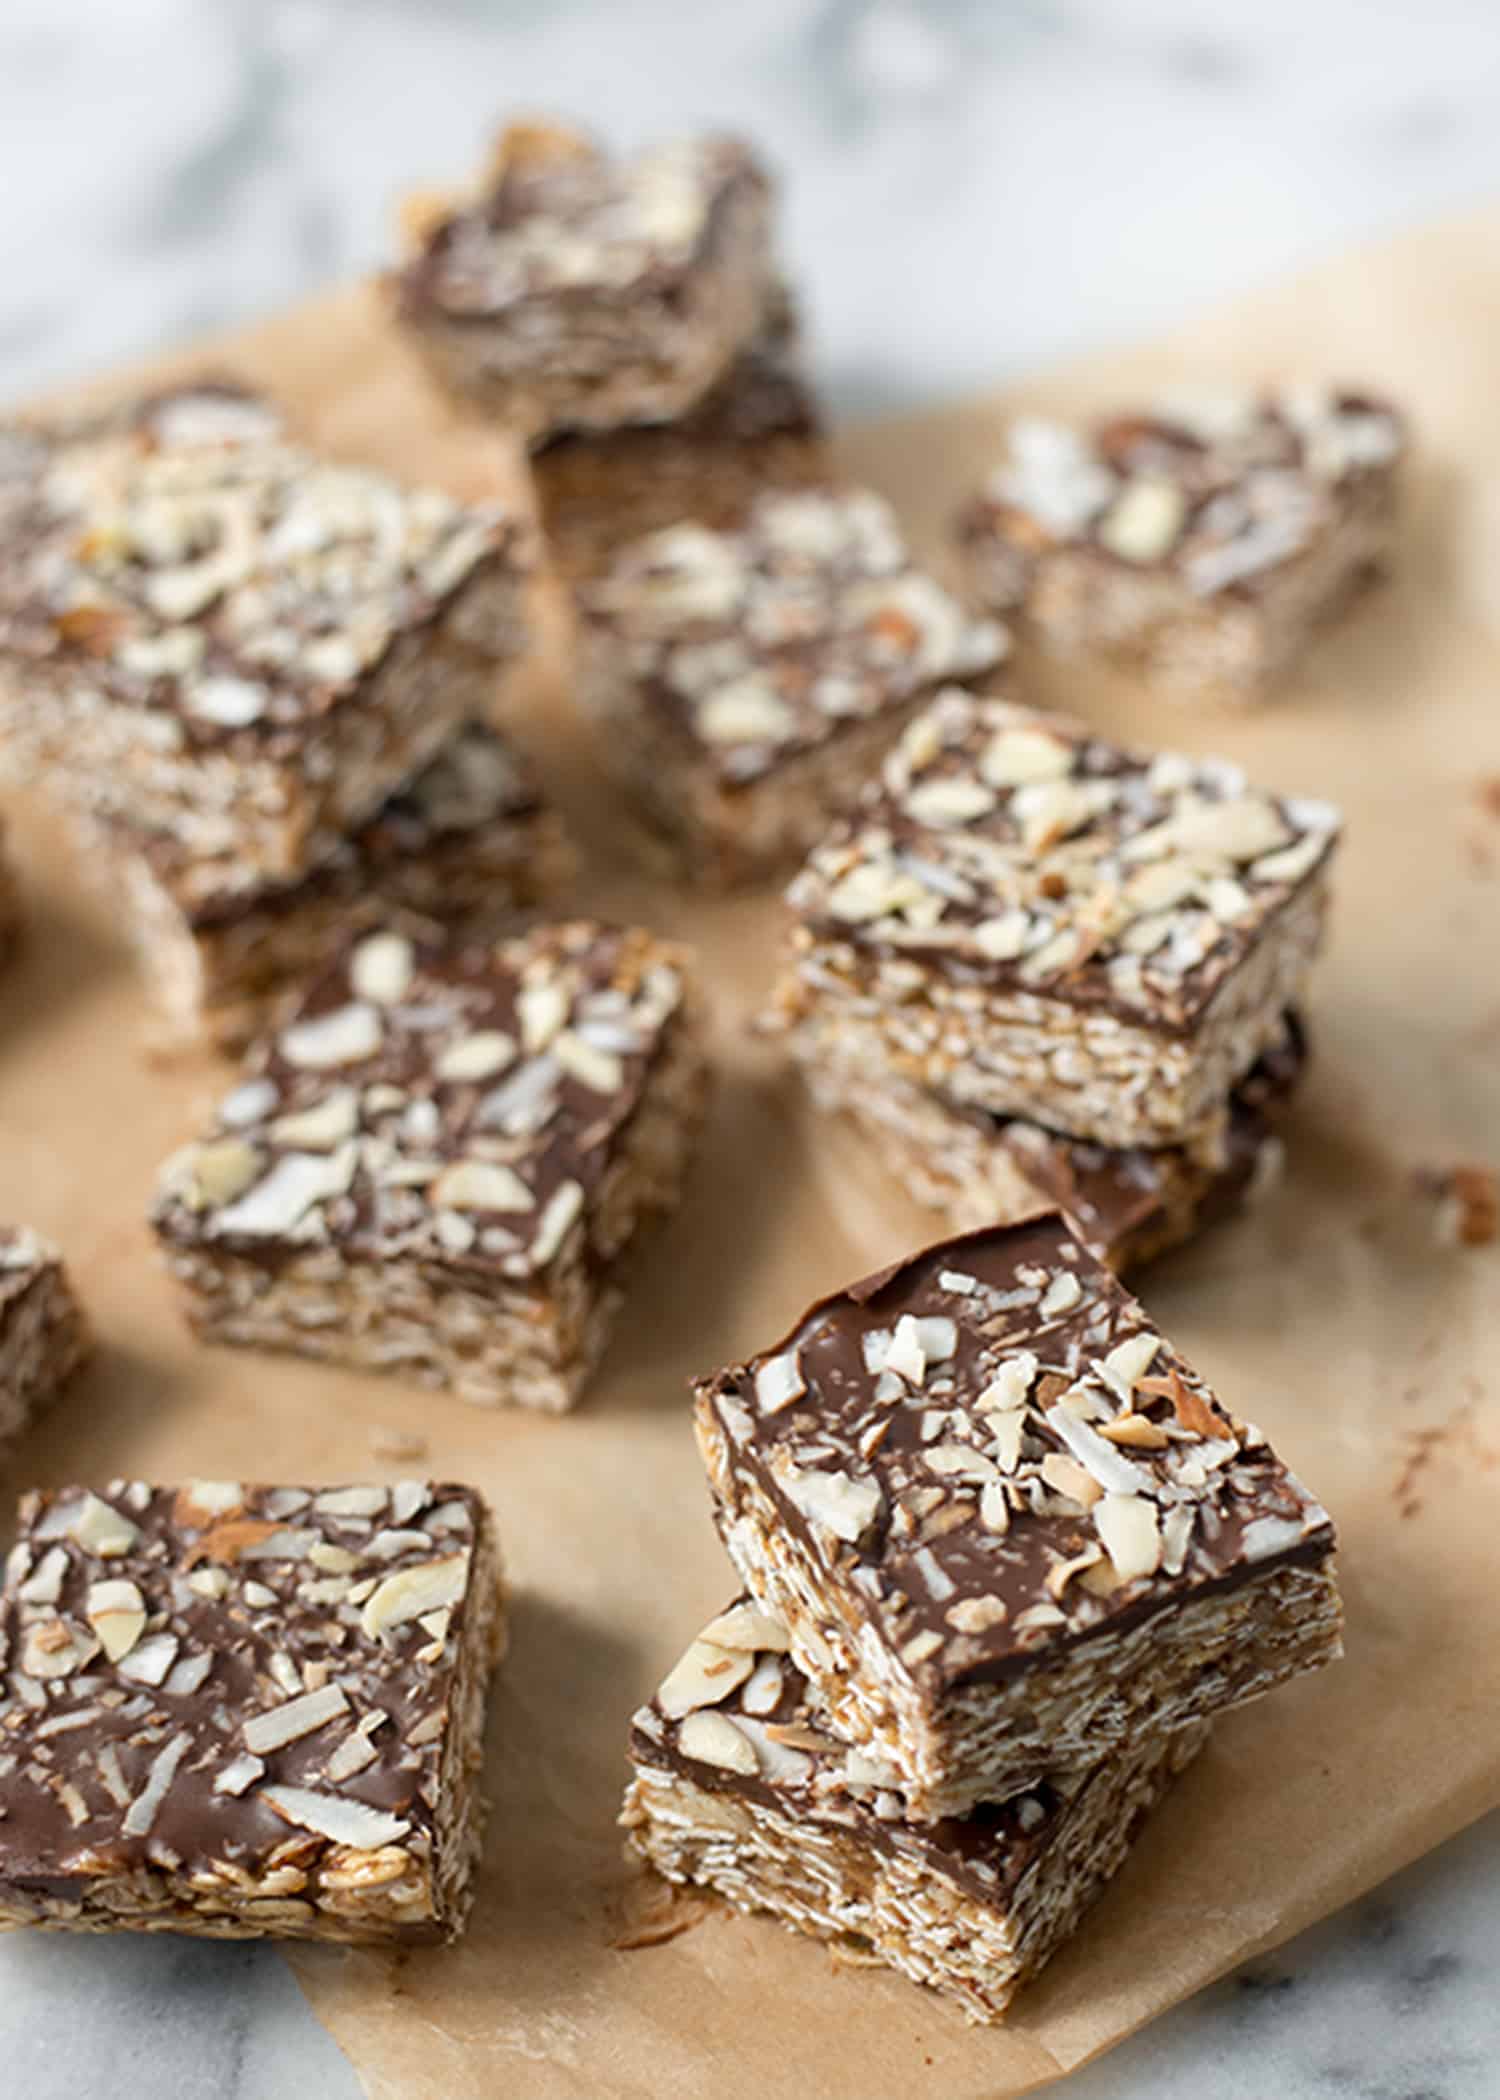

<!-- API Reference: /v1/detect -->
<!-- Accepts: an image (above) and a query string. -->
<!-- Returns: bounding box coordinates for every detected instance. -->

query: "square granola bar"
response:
[693,1215,1340,1820]
[151,919,707,1411]
[0,1479,502,1941]
[393,122,774,446]
[0,380,533,879]
[0,1229,91,1458]
[623,1599,1208,2022]
[577,491,1007,886]
[534,282,828,585]
[776,687,1340,1146]
[956,385,1403,703]
[83,723,574,1056]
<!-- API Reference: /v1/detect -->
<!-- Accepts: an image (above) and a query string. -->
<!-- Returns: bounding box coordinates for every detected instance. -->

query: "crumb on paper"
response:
[1415,1164,1499,1248]
[370,1428,430,1462]
[610,1877,718,1951]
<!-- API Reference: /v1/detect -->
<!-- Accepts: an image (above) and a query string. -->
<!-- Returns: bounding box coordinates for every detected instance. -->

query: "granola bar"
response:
[775,687,1340,1146]
[0,380,533,880]
[0,1229,91,1458]
[623,1600,1208,2022]
[80,724,574,1056]
[796,1008,1304,1273]
[693,1215,1340,1820]
[957,385,1403,704]
[393,121,773,446]
[151,919,707,1412]
[0,1479,502,1942]
[577,492,1007,886]
[533,284,829,585]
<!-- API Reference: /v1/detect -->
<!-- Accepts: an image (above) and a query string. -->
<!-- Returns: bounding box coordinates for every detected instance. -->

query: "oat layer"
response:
[624,1603,1209,2023]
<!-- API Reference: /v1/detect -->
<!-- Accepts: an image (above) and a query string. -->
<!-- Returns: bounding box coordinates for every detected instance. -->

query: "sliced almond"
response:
[783,1465,882,1545]
[676,1709,758,1775]
[753,1349,805,1415]
[360,1552,469,1641]
[86,1578,147,1662]
[259,1784,410,1851]
[1097,1413,1170,1450]
[979,724,1072,787]
[1039,1452,1102,1509]
[243,1682,349,1754]
[697,1603,790,1654]
[903,776,997,828]
[175,1481,245,1525]
[1097,1332,1162,1402]
[436,1031,516,1084]
[189,1138,261,1208]
[1096,475,1186,563]
[517,976,570,1053]
[66,1492,139,1559]
[657,1636,754,1719]
[270,1089,358,1150]
[429,1159,534,1213]
[20,1619,99,1678]
[279,1003,382,1070]
[1045,1541,1104,1599]
[348,933,414,1006]
[212,1144,357,1237]
[1092,1493,1162,1582]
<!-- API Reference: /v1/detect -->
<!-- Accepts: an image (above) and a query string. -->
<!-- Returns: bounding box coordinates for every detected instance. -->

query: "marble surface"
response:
[3,2,1500,2095]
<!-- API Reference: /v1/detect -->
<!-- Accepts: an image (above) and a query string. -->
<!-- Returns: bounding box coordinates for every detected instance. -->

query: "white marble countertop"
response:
[3,3,1500,2095]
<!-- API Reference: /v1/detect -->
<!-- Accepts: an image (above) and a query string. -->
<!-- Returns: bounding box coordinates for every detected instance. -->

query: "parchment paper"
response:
[5,204,1500,2098]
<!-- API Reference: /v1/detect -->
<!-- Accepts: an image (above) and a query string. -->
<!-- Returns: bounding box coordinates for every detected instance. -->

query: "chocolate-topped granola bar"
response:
[0,1229,91,1460]
[82,723,574,1056]
[957,385,1403,703]
[776,687,1340,1146]
[151,920,707,1411]
[393,122,773,446]
[0,1479,502,1941]
[578,491,1007,885]
[623,1600,1207,2022]
[534,283,828,585]
[800,1015,1305,1273]
[693,1216,1340,1820]
[0,381,532,880]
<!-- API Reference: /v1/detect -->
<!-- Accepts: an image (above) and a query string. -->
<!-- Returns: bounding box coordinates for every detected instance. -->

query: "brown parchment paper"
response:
[5,203,1500,2098]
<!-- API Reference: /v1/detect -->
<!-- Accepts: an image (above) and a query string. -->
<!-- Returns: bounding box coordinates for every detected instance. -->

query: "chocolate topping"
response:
[962,384,1405,597]
[400,130,769,321]
[0,379,521,755]
[788,688,1341,1032]
[0,1481,489,1905]
[696,1214,1335,1701]
[581,490,1005,787]
[151,920,689,1281]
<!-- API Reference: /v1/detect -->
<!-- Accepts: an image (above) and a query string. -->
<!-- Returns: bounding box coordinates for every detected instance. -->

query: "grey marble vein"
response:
[3,2,1500,2095]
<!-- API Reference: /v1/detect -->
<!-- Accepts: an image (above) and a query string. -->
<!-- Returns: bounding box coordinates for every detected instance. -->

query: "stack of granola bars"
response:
[391,121,830,584]
[773,685,1342,1273]
[623,1212,1342,2020]
[0,378,565,1052]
